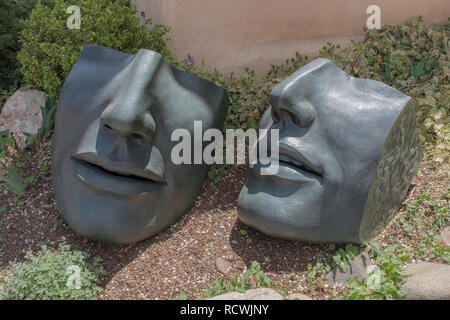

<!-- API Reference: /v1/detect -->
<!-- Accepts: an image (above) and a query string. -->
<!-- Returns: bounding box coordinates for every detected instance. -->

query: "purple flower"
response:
[188,56,194,64]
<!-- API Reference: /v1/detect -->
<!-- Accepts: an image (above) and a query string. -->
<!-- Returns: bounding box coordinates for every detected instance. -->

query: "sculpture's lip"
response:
[72,152,165,183]
[71,152,166,195]
[277,144,323,178]
[71,157,165,196]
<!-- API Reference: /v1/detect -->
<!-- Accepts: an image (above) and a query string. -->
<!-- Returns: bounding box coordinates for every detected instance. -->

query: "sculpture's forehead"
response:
[77,44,136,65]
[62,45,226,115]
[72,45,164,88]
[272,59,346,98]
[272,58,409,117]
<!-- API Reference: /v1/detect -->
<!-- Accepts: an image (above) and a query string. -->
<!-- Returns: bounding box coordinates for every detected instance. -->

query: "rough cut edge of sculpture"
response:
[360,100,423,241]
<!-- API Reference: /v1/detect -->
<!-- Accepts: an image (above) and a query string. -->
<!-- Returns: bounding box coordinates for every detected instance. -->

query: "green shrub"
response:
[18,0,170,97]
[0,243,104,300]
[0,0,53,92]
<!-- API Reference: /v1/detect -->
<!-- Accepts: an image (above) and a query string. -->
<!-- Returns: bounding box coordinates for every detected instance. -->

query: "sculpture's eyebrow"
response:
[78,44,133,68]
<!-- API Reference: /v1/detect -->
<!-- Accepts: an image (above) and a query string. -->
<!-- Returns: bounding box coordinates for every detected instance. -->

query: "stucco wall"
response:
[132,0,449,75]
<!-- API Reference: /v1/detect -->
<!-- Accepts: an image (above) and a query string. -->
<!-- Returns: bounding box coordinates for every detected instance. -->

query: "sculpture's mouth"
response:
[278,155,321,177]
[73,152,165,182]
[71,153,165,195]
[273,144,323,180]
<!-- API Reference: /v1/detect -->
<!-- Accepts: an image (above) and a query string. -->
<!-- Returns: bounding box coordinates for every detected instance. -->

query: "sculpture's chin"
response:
[56,191,161,244]
[236,183,323,242]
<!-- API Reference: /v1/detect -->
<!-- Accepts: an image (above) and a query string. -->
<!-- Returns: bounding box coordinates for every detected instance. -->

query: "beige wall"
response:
[132,0,449,75]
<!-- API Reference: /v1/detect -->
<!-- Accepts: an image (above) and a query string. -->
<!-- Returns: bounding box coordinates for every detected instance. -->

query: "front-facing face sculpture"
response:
[52,45,228,244]
[237,58,422,243]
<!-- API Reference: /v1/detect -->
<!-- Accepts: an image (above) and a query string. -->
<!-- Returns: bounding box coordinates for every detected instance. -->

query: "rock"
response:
[441,226,450,247]
[326,253,375,285]
[0,87,46,149]
[402,263,450,300]
[244,288,283,300]
[288,293,313,300]
[208,292,246,300]
[215,257,230,275]
[208,288,283,300]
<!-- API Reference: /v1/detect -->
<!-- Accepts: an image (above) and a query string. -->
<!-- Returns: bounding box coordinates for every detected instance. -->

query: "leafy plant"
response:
[0,164,28,196]
[0,243,105,300]
[24,95,57,145]
[394,188,450,263]
[334,242,409,300]
[0,130,12,158]
[23,173,37,186]
[307,259,331,288]
[249,260,274,288]
[18,0,170,96]
[202,275,251,299]
[38,159,49,172]
[331,244,360,272]
[202,261,274,299]
[174,292,187,300]
[409,57,438,79]
[239,228,253,245]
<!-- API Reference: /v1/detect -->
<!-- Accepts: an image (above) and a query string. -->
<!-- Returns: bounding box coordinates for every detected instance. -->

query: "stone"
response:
[326,253,375,285]
[52,45,228,244]
[402,263,450,300]
[208,288,283,300]
[0,87,45,149]
[215,257,231,275]
[288,293,313,300]
[441,226,450,247]
[244,288,284,300]
[208,292,246,300]
[237,58,422,243]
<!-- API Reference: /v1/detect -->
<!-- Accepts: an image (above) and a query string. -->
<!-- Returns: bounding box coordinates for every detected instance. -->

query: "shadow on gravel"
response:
[229,219,332,275]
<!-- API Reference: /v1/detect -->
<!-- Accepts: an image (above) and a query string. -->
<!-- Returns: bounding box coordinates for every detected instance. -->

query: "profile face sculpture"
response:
[52,45,228,244]
[237,58,422,243]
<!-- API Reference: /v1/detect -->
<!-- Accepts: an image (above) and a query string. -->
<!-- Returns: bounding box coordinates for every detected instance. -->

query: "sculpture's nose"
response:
[270,84,316,128]
[101,104,156,144]
[100,50,162,144]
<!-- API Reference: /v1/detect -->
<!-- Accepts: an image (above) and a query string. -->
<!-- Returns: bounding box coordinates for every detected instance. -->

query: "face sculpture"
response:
[237,58,422,243]
[52,45,228,244]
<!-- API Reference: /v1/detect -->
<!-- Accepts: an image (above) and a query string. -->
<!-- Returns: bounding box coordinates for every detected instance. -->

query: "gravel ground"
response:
[0,141,447,300]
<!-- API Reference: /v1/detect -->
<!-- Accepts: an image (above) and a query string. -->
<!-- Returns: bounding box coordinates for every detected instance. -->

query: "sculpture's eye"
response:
[271,107,280,122]
[132,133,145,141]
[286,110,301,125]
